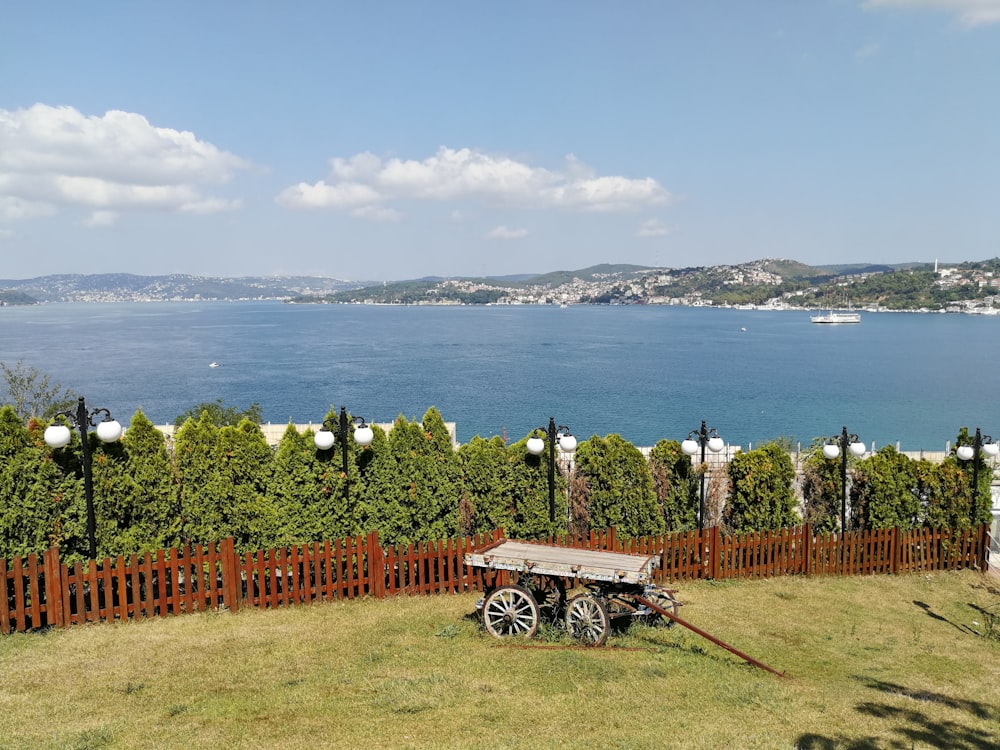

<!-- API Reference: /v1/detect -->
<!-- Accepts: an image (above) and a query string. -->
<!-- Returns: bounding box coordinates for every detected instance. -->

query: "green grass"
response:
[1,571,998,749]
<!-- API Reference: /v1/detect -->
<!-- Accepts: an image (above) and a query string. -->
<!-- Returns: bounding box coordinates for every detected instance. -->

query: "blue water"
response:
[1,301,998,451]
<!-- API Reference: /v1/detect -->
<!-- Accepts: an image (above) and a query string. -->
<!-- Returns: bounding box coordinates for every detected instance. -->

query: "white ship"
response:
[811,310,861,324]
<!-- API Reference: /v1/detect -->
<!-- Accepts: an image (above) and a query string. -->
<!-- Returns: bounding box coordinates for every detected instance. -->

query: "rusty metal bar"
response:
[634,595,787,678]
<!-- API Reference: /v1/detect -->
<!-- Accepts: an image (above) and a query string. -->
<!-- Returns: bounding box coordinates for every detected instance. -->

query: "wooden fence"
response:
[1,523,991,634]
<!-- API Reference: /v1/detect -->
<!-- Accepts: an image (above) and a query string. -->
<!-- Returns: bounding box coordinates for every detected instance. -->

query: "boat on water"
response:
[811,310,861,324]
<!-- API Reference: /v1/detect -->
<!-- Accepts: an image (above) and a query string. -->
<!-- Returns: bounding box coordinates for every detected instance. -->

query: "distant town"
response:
[3,258,1000,314]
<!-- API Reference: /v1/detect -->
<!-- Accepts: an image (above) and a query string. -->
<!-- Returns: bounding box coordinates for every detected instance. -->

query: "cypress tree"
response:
[271,423,323,543]
[724,442,798,533]
[115,410,179,554]
[575,434,662,538]
[0,407,81,559]
[457,435,517,536]
[850,445,919,530]
[648,439,698,531]
[215,419,279,552]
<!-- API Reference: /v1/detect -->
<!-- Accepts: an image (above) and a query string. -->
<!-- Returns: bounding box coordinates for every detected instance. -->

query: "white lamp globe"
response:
[681,439,699,456]
[956,445,975,461]
[848,441,866,458]
[353,424,374,447]
[526,436,545,455]
[96,420,123,443]
[707,436,725,453]
[44,424,72,449]
[314,430,337,451]
[557,433,577,453]
[982,442,1000,458]
[822,443,840,460]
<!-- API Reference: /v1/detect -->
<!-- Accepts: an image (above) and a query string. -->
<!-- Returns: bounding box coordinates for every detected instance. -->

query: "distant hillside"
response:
[0,290,38,306]
[5,258,999,311]
[289,257,1000,311]
[0,273,364,302]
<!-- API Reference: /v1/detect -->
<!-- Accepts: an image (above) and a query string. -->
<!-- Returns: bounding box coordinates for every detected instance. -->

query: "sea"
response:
[1,301,999,452]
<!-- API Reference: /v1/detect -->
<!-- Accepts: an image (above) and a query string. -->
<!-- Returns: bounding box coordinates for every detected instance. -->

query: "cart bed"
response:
[464,540,658,585]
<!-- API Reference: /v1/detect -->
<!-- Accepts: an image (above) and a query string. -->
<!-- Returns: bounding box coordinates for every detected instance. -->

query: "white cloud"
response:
[485,225,529,240]
[0,104,249,222]
[636,219,670,238]
[277,147,673,219]
[82,210,118,228]
[864,0,1000,27]
[0,195,56,221]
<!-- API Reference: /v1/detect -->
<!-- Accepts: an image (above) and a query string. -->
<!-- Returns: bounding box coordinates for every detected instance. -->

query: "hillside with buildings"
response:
[3,259,999,312]
[292,258,1000,313]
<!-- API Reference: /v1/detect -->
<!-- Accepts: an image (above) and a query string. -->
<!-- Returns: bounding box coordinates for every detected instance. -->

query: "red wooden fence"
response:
[1,523,990,634]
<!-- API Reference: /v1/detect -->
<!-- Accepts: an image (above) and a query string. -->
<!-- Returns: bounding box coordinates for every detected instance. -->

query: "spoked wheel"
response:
[637,588,680,627]
[482,585,540,638]
[521,574,566,621]
[565,594,610,646]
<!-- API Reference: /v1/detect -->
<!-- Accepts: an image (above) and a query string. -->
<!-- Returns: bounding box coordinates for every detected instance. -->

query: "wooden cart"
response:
[464,539,680,646]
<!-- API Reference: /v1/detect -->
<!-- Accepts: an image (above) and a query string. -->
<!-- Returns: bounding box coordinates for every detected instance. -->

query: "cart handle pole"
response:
[634,596,787,678]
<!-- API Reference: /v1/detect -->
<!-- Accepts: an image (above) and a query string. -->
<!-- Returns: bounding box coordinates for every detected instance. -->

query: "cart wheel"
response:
[638,589,680,628]
[482,585,540,638]
[522,575,566,620]
[565,594,610,646]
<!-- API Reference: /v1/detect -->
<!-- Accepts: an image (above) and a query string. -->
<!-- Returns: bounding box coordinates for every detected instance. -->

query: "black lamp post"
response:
[681,420,725,529]
[44,397,123,561]
[314,406,374,505]
[956,427,999,525]
[526,416,577,523]
[822,426,866,533]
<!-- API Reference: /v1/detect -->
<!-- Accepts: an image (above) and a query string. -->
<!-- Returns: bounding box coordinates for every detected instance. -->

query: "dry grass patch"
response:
[0,571,997,749]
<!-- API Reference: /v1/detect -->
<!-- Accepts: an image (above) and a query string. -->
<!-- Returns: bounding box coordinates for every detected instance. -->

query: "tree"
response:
[850,446,920,530]
[0,360,76,421]
[952,427,996,527]
[508,435,567,540]
[648,439,698,531]
[367,409,461,545]
[174,413,227,547]
[800,440,847,533]
[0,407,81,559]
[922,458,975,530]
[723,442,798,533]
[270,424,325,543]
[109,410,179,555]
[457,436,518,537]
[574,434,662,538]
[173,399,262,428]
[214,419,280,551]
[357,423,410,544]
[277,410,376,542]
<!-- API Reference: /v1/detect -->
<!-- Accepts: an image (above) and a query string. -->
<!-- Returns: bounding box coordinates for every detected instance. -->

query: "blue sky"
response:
[2,1,998,281]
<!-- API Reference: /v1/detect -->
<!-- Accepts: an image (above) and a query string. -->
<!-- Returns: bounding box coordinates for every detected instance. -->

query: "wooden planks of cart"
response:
[464,539,680,647]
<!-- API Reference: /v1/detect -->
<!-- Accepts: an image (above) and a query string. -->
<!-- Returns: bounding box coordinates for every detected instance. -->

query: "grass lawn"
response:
[1,570,998,749]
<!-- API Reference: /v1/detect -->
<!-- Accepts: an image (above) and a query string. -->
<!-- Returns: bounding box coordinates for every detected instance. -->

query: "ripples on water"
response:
[2,301,998,451]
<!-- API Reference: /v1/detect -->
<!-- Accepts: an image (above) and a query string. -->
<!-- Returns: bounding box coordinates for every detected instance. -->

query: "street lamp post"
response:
[681,420,725,529]
[525,417,577,523]
[822,426,866,533]
[956,427,999,524]
[314,406,375,506]
[43,397,123,561]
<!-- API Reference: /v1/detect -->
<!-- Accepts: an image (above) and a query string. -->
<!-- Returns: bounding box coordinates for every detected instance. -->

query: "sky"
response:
[1,1,999,282]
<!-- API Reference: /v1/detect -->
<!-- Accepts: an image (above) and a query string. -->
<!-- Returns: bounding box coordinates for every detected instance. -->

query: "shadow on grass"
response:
[913,599,986,637]
[795,677,999,750]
